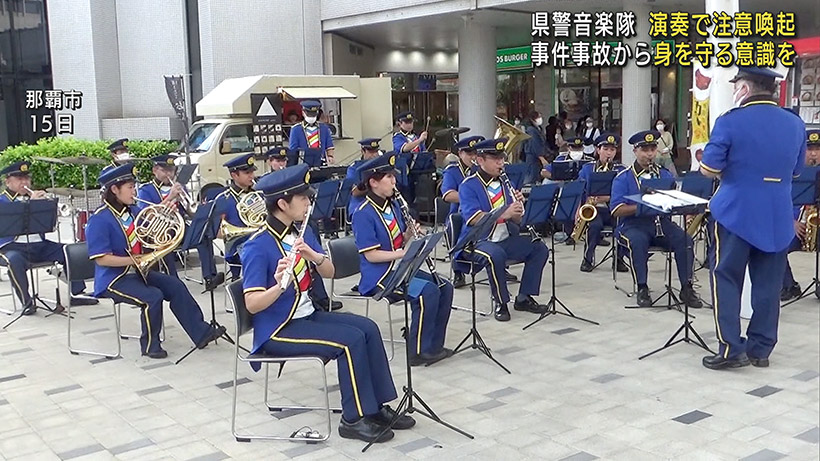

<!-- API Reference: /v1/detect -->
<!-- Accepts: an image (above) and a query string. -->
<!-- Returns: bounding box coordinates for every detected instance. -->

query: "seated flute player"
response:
[241,164,414,442]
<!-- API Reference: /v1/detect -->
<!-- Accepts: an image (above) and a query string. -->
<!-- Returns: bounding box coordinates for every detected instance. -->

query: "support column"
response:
[458,15,496,139]
[620,0,652,166]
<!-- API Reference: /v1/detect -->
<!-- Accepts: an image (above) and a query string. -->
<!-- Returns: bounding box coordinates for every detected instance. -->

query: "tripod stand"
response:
[524,182,598,330]
[451,206,511,373]
[363,234,472,452]
[175,199,237,364]
[3,199,66,329]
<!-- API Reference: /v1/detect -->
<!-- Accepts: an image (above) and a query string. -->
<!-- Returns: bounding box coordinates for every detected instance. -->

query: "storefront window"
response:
[496,72,534,122]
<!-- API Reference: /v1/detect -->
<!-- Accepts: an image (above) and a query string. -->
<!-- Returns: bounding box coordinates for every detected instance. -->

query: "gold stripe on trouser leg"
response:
[474,248,504,305]
[709,222,727,358]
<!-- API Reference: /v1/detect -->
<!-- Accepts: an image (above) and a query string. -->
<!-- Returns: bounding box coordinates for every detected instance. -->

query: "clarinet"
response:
[499,170,543,242]
[392,188,446,286]
[648,162,665,238]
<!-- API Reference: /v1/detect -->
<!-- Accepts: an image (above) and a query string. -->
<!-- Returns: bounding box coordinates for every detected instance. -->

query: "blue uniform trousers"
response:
[782,237,803,290]
[105,271,210,355]
[618,218,693,286]
[260,310,397,422]
[365,271,452,356]
[0,241,85,306]
[708,220,787,360]
[583,206,612,264]
[160,253,178,278]
[463,235,549,305]
[197,240,218,280]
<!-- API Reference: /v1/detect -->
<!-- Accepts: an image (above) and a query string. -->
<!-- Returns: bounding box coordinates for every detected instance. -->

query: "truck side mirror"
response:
[220,140,232,154]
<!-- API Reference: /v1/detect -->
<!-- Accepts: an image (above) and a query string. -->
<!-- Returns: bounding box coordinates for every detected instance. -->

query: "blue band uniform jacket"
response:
[440,161,475,215]
[86,201,143,297]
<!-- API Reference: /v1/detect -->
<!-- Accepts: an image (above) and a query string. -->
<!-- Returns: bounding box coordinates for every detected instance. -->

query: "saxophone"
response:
[570,160,610,242]
[800,205,818,252]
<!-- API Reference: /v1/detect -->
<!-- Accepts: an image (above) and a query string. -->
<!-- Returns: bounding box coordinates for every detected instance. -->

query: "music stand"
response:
[586,171,617,269]
[551,161,580,181]
[363,233,472,452]
[680,173,716,273]
[524,182,599,330]
[409,152,435,173]
[783,165,820,307]
[175,199,237,364]
[175,163,198,187]
[623,193,713,360]
[2,200,65,329]
[451,205,511,374]
[288,148,324,168]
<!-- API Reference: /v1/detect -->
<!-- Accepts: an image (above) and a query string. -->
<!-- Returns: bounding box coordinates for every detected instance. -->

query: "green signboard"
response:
[497,46,532,72]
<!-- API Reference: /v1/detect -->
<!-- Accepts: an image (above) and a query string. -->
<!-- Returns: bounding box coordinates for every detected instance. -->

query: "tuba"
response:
[221,191,267,242]
[800,205,819,253]
[130,198,186,280]
[494,116,531,155]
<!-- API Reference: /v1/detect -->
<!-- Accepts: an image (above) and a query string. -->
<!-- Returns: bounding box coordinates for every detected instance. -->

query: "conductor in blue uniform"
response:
[455,138,550,322]
[288,100,335,165]
[242,164,412,442]
[700,67,806,370]
[440,135,483,288]
[352,154,454,366]
[86,164,224,359]
[610,130,703,309]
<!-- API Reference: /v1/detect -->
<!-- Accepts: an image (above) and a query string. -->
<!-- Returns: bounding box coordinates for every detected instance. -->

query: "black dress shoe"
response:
[636,287,652,307]
[21,302,37,316]
[197,325,226,349]
[339,417,394,443]
[504,270,518,282]
[598,238,611,247]
[452,272,467,288]
[680,284,703,309]
[749,356,769,367]
[616,260,630,273]
[409,349,449,367]
[514,296,548,314]
[69,295,100,307]
[580,260,594,273]
[314,297,343,312]
[702,353,750,370]
[565,237,576,246]
[142,349,168,359]
[780,283,801,302]
[371,405,416,430]
[351,284,359,293]
[494,303,511,321]
[204,272,226,292]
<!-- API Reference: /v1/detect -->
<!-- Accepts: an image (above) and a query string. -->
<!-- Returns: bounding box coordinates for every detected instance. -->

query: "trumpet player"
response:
[456,138,550,322]
[243,164,412,443]
[440,135,484,288]
[781,129,820,302]
[611,130,702,309]
[86,164,224,359]
[0,161,97,315]
[352,154,454,366]
[577,133,627,273]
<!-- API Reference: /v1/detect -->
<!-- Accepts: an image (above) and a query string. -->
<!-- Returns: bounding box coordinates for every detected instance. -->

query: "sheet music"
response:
[642,190,708,211]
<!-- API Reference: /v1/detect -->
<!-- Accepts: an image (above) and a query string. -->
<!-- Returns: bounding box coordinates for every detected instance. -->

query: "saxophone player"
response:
[781,129,820,302]
[577,133,628,273]
[611,130,702,309]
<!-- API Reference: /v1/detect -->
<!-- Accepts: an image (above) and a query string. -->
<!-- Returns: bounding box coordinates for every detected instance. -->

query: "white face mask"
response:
[534,117,543,126]
[304,115,317,124]
[732,82,750,107]
[656,124,665,131]
[585,122,593,128]
[565,123,573,130]
[569,150,583,161]
[514,119,521,126]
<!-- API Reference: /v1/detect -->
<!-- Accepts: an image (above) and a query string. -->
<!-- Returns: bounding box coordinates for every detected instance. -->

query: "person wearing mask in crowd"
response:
[580,116,601,157]
[545,115,560,159]
[523,111,548,185]
[557,116,575,151]
[654,118,677,175]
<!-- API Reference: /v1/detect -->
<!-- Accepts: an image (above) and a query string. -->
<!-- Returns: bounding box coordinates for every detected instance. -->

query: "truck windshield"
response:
[186,123,220,152]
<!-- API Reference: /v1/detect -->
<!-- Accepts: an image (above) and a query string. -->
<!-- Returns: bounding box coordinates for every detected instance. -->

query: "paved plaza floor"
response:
[1,235,818,460]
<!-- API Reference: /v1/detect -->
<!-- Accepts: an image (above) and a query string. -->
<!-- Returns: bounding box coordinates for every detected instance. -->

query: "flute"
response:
[280,199,316,288]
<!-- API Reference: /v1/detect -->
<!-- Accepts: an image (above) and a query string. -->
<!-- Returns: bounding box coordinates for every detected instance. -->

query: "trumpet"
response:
[392,187,445,287]
[280,199,316,288]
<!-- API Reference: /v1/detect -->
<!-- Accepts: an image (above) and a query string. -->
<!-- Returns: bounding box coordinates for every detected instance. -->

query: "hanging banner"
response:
[689,62,712,171]
[163,75,187,121]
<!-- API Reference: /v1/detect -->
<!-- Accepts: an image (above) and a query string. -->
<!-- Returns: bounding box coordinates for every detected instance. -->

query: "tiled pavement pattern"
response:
[0,234,818,460]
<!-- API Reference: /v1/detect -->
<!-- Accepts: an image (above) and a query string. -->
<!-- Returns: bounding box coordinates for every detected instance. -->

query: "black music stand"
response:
[451,205,511,374]
[524,182,599,330]
[175,199,237,364]
[624,193,713,360]
[363,233,472,452]
[586,171,617,269]
[287,148,324,168]
[680,173,716,273]
[2,200,65,330]
[783,166,820,307]
[551,161,582,181]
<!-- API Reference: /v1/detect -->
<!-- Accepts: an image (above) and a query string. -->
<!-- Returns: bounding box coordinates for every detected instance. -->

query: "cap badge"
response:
[810,133,819,142]
[645,133,655,142]
[607,135,615,143]
[495,141,505,150]
[20,164,29,172]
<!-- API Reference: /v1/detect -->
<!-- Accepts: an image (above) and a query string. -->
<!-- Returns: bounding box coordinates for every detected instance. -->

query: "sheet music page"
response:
[641,190,708,211]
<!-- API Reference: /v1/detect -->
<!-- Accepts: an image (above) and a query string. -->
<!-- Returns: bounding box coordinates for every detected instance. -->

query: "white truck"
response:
[185,74,393,198]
